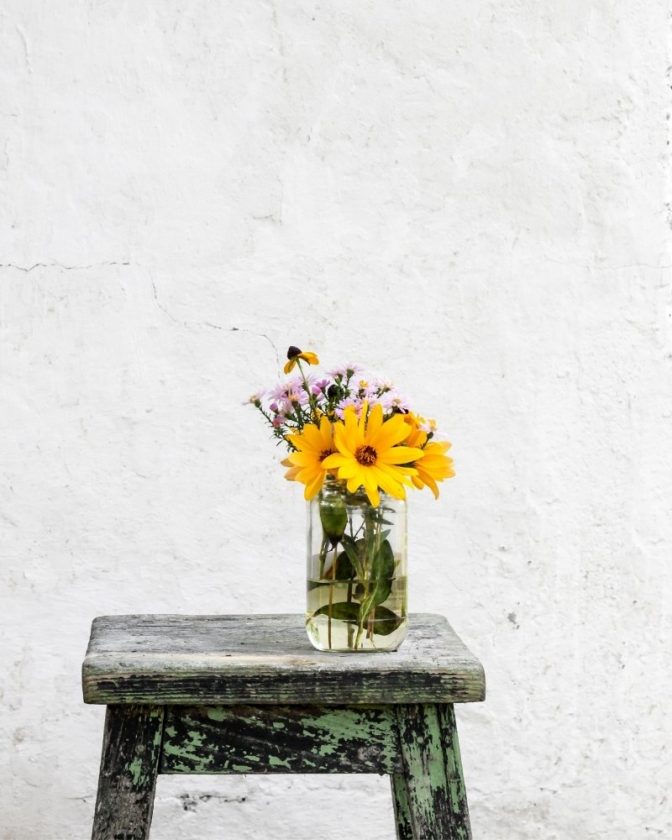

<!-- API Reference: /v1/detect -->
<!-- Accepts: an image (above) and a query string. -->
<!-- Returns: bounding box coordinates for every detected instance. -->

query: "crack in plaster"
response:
[0,511,18,528]
[0,261,131,273]
[15,25,32,75]
[544,256,672,271]
[269,0,288,86]
[150,280,276,352]
[230,326,281,366]
[150,277,186,327]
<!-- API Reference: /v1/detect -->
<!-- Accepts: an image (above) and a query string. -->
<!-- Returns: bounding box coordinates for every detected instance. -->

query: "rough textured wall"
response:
[1,1,670,838]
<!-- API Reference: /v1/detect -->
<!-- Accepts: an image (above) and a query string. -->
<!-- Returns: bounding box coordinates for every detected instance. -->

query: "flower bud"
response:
[320,496,348,545]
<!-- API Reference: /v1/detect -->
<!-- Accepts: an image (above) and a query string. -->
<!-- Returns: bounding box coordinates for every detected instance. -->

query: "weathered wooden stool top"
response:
[82,613,485,707]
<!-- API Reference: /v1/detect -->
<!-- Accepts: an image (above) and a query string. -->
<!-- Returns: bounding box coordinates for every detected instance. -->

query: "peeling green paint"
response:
[87,614,480,838]
[127,756,145,786]
[156,702,472,835]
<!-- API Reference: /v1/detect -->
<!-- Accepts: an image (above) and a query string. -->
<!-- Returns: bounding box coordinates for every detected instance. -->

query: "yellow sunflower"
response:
[284,415,335,499]
[403,422,455,498]
[283,346,320,374]
[322,403,423,507]
[412,440,455,498]
[280,457,301,482]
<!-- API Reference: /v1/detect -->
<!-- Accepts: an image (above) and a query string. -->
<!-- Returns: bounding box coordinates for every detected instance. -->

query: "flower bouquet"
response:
[250,346,454,652]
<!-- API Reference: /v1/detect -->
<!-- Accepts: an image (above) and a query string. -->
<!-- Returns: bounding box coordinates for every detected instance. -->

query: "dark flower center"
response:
[319,449,334,462]
[286,345,302,359]
[356,445,377,466]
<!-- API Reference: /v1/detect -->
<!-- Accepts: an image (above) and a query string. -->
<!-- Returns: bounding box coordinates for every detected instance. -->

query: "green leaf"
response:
[312,602,360,623]
[341,534,357,562]
[366,605,403,636]
[357,539,396,628]
[341,536,366,576]
[370,539,395,606]
[322,548,356,581]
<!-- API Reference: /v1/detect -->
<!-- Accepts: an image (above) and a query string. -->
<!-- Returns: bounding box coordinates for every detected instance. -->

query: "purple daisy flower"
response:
[381,392,412,413]
[327,362,363,379]
[334,396,366,419]
[311,378,331,395]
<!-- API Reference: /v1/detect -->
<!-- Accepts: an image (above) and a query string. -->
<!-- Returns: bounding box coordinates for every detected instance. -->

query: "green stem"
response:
[295,359,320,424]
[327,543,338,649]
[346,578,354,649]
[318,533,329,578]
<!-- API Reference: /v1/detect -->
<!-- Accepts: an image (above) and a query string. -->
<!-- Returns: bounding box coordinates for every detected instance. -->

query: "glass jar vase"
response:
[305,479,408,652]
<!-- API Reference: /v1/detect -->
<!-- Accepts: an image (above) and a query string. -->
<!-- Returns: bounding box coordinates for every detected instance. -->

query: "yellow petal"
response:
[304,472,325,499]
[369,414,410,450]
[301,423,325,449]
[377,462,416,486]
[371,466,406,499]
[361,471,380,507]
[321,453,348,470]
[335,461,359,479]
[288,451,319,466]
[365,403,384,439]
[378,445,424,465]
[346,474,364,494]
[358,401,369,434]
[318,415,333,447]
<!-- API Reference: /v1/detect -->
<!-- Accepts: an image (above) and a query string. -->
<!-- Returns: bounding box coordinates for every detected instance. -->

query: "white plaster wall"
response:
[1,1,670,838]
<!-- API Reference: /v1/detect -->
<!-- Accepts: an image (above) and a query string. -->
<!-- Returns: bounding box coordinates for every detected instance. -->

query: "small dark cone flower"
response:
[284,346,320,374]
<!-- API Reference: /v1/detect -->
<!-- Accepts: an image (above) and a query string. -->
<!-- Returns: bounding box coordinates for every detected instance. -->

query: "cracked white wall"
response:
[1,2,671,839]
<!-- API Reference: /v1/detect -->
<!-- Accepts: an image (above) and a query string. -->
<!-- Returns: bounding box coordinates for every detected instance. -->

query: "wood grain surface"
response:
[160,704,403,775]
[90,705,164,840]
[82,613,485,706]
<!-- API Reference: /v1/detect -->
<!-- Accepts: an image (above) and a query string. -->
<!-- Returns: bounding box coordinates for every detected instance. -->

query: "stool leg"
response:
[393,704,472,840]
[91,705,164,840]
[437,703,472,839]
[391,772,415,839]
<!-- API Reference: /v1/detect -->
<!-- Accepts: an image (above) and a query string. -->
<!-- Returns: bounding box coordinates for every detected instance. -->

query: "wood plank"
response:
[394,703,473,839]
[159,704,402,775]
[82,613,485,706]
[437,704,472,839]
[91,705,164,840]
[391,772,415,839]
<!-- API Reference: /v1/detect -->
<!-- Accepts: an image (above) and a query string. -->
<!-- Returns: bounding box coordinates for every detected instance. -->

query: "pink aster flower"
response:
[382,392,412,413]
[311,378,330,395]
[419,416,439,434]
[327,362,363,379]
[358,381,386,402]
[269,376,311,405]
[269,382,289,402]
[334,396,365,419]
[371,378,394,395]
[285,386,304,404]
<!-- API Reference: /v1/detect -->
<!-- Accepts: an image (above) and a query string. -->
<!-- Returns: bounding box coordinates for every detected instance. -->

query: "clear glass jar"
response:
[305,479,408,652]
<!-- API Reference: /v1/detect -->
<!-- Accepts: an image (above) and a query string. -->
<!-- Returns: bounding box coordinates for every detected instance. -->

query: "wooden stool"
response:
[82,613,485,839]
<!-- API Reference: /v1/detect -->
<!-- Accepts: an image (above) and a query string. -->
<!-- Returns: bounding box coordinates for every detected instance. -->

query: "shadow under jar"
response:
[306,478,408,652]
